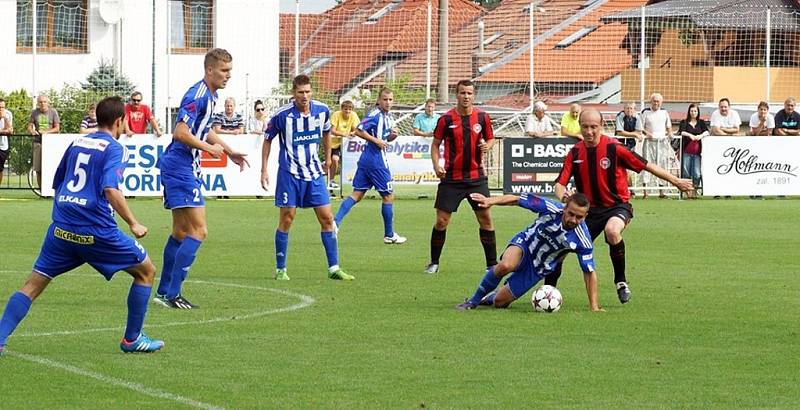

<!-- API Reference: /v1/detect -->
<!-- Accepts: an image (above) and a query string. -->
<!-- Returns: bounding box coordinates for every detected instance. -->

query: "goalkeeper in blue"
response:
[0,96,164,355]
[455,192,603,312]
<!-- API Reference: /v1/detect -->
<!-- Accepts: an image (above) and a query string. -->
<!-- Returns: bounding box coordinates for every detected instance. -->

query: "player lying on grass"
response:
[456,192,602,312]
[0,96,164,355]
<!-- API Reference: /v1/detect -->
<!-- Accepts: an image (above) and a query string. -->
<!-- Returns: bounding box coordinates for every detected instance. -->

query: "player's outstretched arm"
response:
[583,270,603,312]
[469,193,518,208]
[207,129,249,171]
[643,163,693,192]
[105,187,147,238]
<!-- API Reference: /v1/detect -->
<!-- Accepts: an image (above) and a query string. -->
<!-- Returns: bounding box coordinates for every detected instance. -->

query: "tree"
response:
[81,60,136,95]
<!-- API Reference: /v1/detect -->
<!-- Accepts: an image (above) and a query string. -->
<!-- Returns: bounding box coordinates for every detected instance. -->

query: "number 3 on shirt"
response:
[66,153,91,192]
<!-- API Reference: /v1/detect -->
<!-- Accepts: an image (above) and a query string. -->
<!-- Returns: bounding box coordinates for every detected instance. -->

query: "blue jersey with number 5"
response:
[51,132,126,228]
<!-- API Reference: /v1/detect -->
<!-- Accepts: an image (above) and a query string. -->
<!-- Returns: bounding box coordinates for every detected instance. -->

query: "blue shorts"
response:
[162,173,205,209]
[275,168,330,208]
[33,223,148,280]
[352,166,393,196]
[503,238,546,299]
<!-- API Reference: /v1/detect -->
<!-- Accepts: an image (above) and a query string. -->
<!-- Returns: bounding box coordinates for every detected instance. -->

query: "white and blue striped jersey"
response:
[514,193,595,276]
[157,80,217,178]
[356,107,393,170]
[265,100,331,181]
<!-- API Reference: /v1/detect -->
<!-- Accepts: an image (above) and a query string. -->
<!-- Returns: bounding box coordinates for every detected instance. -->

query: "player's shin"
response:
[468,266,501,305]
[334,197,357,226]
[166,236,202,299]
[124,283,152,342]
[609,240,626,284]
[544,261,563,287]
[0,292,33,349]
[430,228,446,264]
[275,230,289,269]
[479,229,497,267]
[157,235,182,296]
[381,203,394,237]
[320,231,338,269]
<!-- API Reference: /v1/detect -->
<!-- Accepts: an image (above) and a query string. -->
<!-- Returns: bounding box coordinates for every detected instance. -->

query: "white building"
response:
[0,0,279,128]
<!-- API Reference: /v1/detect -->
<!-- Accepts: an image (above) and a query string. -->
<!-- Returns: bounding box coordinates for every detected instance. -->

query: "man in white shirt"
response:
[525,101,557,137]
[710,98,742,136]
[640,93,674,198]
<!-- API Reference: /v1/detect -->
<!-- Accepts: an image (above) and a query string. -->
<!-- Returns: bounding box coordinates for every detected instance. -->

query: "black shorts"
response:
[0,148,7,170]
[434,180,490,213]
[586,203,634,239]
[331,148,341,158]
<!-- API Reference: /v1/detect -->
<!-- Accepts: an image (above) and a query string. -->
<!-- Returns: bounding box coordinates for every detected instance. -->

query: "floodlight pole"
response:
[426,0,432,99]
[295,0,300,76]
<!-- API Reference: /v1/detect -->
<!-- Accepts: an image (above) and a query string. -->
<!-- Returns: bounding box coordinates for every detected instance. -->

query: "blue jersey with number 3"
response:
[51,132,126,228]
[265,100,330,181]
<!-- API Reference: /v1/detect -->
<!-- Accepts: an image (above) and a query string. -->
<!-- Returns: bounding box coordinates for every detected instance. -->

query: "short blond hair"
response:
[204,48,232,69]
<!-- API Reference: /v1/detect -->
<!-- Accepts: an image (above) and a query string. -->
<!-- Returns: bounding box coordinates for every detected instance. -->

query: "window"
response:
[170,0,214,54]
[16,0,88,54]
[364,1,399,24]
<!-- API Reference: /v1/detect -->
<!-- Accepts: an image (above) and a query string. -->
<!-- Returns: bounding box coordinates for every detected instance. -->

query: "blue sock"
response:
[469,266,501,305]
[166,236,202,299]
[335,197,357,226]
[381,202,394,237]
[156,235,181,296]
[320,231,339,268]
[124,283,151,342]
[275,230,289,269]
[0,292,33,347]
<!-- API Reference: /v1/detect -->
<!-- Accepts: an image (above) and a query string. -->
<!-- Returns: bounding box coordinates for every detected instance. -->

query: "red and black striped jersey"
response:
[555,135,648,208]
[433,108,494,182]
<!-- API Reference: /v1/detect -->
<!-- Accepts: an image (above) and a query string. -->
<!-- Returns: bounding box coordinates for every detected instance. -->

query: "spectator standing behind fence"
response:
[559,103,582,139]
[640,93,673,199]
[28,95,60,189]
[748,101,774,136]
[79,103,98,134]
[0,99,12,187]
[249,100,268,135]
[125,92,162,137]
[413,98,440,137]
[678,103,708,199]
[329,100,360,190]
[525,101,557,138]
[212,97,245,135]
[614,102,643,150]
[773,97,800,136]
[710,98,742,136]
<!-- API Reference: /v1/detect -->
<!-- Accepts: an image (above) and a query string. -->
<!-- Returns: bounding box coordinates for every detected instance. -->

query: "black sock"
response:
[544,261,563,287]
[430,228,446,264]
[479,229,497,267]
[609,240,626,284]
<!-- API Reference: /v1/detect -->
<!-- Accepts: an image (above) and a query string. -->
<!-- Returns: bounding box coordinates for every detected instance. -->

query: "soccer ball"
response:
[531,285,563,313]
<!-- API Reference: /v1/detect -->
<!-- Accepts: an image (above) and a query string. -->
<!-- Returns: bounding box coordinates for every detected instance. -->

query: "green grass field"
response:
[0,193,798,408]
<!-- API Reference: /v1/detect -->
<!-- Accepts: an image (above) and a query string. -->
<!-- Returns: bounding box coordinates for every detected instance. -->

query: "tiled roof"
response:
[477,0,648,84]
[279,0,484,93]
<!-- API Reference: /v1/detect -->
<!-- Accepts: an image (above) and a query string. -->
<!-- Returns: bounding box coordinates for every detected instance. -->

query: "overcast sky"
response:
[279,0,338,13]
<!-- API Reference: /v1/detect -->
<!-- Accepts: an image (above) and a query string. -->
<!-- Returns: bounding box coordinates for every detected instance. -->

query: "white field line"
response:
[8,351,224,410]
[0,272,315,409]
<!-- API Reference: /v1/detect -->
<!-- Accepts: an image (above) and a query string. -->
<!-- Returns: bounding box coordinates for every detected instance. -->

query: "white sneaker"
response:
[383,233,407,244]
[328,181,339,189]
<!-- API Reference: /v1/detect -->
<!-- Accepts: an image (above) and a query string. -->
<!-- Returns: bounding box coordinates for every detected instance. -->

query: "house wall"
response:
[0,0,278,125]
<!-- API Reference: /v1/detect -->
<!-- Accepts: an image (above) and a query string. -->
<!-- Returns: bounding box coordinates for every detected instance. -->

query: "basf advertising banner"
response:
[503,137,576,195]
[702,136,800,196]
[41,134,279,197]
[341,135,441,185]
